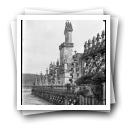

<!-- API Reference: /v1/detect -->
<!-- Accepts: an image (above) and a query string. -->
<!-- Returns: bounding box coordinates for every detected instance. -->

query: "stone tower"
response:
[59,20,74,84]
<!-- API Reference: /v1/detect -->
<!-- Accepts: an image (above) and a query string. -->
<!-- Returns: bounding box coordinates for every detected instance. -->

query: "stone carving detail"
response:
[83,30,105,56]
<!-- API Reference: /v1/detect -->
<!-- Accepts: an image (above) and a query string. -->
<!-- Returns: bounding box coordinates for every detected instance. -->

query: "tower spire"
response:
[64,20,73,35]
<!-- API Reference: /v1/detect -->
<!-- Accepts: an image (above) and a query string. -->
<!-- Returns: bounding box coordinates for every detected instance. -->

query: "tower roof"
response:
[64,20,73,35]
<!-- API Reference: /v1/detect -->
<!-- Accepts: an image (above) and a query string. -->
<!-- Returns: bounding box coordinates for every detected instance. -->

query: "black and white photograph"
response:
[17,15,110,110]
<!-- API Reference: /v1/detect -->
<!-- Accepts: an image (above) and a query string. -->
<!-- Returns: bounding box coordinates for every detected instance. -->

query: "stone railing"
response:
[31,84,105,105]
[32,85,76,94]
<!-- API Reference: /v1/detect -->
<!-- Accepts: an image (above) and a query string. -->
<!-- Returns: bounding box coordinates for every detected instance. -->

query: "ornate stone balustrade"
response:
[74,30,106,85]
[83,30,105,57]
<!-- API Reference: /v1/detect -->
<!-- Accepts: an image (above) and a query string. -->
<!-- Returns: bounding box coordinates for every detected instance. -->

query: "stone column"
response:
[84,97,87,105]
[64,96,68,105]
[90,96,93,105]
[35,77,38,86]
[49,94,52,102]
[55,69,58,85]
[45,68,48,85]
[81,95,84,105]
[79,58,82,78]
[73,61,77,83]
[92,96,95,105]
[82,60,85,76]
[87,97,91,105]
[79,95,82,105]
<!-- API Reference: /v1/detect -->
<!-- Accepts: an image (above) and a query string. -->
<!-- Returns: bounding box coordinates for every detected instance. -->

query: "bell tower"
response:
[59,20,74,84]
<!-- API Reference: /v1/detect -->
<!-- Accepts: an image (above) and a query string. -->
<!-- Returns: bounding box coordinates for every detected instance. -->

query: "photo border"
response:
[17,15,110,110]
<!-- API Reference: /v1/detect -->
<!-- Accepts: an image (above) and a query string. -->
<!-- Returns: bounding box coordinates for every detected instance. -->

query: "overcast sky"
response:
[23,20,104,74]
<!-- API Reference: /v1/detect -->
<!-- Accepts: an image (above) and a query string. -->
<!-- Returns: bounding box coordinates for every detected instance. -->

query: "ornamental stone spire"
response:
[64,20,73,35]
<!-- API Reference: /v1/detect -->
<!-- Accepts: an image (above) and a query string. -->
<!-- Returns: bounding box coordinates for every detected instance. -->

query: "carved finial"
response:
[70,22,73,30]
[67,20,69,28]
[65,20,68,27]
[46,68,48,74]
[88,39,92,47]
[84,41,88,53]
[67,22,73,31]
[49,62,53,69]
[56,59,59,66]
[92,36,96,46]
[101,30,105,40]
[96,33,101,43]
[84,42,86,49]
[74,50,77,54]
[85,41,88,48]
[64,20,73,35]
[88,39,92,44]
[68,22,71,29]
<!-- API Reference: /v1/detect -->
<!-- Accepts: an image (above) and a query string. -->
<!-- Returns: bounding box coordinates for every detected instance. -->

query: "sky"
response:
[23,20,104,74]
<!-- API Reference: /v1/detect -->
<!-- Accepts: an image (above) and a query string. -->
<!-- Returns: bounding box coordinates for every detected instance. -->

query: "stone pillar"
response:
[35,77,38,86]
[73,61,77,83]
[80,95,84,105]
[55,69,58,85]
[92,96,95,105]
[49,94,52,102]
[82,60,85,76]
[87,97,91,105]
[79,95,82,105]
[64,96,68,105]
[89,96,92,105]
[79,58,82,78]
[84,97,87,105]
[45,68,48,85]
